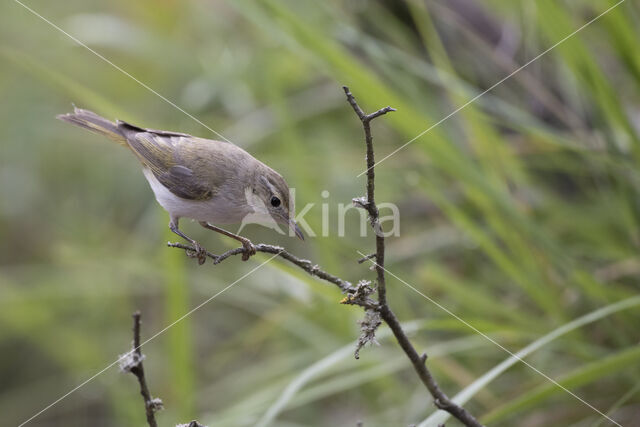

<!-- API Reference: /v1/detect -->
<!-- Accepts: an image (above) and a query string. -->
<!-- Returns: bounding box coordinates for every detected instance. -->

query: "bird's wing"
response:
[124,129,225,201]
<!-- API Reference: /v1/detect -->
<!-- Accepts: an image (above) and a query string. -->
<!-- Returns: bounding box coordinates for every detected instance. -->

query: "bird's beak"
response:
[289,219,304,240]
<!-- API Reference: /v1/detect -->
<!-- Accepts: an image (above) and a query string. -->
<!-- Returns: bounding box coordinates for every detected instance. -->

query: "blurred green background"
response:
[1,0,640,426]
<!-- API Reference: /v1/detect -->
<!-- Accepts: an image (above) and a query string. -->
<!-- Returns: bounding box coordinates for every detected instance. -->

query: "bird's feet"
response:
[186,241,208,265]
[239,238,256,261]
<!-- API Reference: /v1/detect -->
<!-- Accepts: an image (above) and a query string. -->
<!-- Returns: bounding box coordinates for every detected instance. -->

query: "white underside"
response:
[143,168,244,224]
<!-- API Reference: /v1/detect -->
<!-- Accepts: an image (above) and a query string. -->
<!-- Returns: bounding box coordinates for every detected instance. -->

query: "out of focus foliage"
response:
[1,0,639,426]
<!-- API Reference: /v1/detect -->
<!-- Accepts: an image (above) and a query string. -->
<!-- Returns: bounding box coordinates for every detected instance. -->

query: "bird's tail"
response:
[57,107,128,146]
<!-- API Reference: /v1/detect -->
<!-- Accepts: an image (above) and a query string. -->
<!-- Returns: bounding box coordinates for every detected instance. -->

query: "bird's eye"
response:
[270,196,281,207]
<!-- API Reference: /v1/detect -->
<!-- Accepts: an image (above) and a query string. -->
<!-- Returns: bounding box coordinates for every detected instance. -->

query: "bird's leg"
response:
[169,218,208,265]
[199,221,256,261]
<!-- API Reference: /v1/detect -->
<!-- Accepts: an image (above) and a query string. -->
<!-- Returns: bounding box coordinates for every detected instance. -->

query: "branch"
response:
[342,85,393,306]
[120,312,209,427]
[342,86,483,427]
[166,86,482,426]
[168,242,377,309]
[357,253,376,264]
[119,311,163,427]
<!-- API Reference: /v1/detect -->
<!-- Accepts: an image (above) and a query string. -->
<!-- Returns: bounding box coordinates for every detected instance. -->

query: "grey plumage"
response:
[57,107,303,256]
[57,107,287,205]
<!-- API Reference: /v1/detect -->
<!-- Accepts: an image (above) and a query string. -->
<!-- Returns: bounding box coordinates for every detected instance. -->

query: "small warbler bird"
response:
[58,107,303,263]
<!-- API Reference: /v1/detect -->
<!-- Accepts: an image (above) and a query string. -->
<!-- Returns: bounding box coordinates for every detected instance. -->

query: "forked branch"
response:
[343,86,482,427]
[167,86,482,426]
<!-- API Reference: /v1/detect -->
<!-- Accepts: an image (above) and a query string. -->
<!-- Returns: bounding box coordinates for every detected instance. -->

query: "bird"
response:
[57,107,303,263]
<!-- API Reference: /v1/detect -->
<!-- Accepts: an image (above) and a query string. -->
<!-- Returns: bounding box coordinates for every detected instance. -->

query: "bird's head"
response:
[248,166,304,240]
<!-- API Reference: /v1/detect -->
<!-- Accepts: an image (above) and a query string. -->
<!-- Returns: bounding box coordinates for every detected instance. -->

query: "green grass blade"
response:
[418,295,640,426]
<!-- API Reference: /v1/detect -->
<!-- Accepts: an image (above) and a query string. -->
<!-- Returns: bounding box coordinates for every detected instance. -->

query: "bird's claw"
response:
[241,239,256,261]
[186,241,208,265]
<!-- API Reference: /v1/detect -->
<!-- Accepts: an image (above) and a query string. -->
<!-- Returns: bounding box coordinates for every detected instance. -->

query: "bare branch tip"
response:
[358,253,376,264]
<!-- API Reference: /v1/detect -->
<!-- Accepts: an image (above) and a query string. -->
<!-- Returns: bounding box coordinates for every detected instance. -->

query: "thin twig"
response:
[357,253,377,264]
[342,86,393,306]
[128,311,161,427]
[168,242,378,310]
[168,242,352,294]
[167,86,482,426]
[122,312,208,427]
[343,86,483,427]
